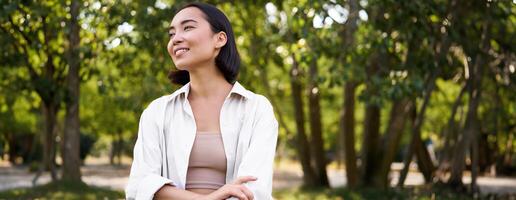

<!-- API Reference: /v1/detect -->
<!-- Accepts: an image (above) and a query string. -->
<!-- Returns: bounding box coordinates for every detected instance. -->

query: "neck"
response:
[187,63,233,100]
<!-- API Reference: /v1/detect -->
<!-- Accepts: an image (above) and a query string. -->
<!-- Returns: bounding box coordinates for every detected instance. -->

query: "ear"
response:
[214,31,227,48]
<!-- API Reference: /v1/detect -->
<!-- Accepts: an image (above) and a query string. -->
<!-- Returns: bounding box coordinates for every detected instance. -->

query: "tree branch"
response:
[0,24,40,81]
[8,15,32,46]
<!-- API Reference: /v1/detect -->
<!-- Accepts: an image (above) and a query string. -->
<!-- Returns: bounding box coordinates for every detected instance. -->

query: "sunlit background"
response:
[1,0,515,199]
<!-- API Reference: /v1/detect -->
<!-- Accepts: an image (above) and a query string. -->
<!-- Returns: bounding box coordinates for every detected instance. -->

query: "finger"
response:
[239,185,254,200]
[238,193,249,200]
[230,188,248,200]
[233,176,257,184]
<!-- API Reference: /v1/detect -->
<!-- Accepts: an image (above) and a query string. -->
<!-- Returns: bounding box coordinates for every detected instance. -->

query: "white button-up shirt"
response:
[125,81,278,200]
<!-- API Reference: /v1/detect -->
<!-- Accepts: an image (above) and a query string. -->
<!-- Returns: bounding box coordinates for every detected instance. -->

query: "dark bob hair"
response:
[168,2,240,85]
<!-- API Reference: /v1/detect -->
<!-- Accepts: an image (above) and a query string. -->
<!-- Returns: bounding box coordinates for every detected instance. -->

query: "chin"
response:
[174,65,187,71]
[173,63,190,71]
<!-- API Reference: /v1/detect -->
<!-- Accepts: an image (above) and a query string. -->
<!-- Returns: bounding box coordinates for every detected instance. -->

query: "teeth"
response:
[175,48,189,55]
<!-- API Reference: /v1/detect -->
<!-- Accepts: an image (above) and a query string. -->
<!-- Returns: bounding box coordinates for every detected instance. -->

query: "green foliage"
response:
[0,0,515,192]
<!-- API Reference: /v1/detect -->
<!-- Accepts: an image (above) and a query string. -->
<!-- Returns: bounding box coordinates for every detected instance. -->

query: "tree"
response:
[62,0,82,182]
[1,1,70,181]
[338,0,360,188]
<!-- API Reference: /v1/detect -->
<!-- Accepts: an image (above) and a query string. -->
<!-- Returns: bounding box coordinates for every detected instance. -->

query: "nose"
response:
[171,32,184,46]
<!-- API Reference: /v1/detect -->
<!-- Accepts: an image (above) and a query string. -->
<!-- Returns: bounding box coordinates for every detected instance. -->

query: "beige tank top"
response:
[185,132,227,190]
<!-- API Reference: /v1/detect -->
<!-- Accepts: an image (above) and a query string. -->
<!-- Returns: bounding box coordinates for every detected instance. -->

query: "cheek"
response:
[196,37,217,55]
[166,39,174,56]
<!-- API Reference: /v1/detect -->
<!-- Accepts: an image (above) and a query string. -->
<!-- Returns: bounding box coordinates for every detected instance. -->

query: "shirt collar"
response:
[168,81,252,101]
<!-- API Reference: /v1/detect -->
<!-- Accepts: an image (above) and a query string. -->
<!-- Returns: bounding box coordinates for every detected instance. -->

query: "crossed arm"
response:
[153,176,256,200]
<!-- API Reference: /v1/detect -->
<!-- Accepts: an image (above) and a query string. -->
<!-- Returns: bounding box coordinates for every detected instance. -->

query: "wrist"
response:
[193,193,212,200]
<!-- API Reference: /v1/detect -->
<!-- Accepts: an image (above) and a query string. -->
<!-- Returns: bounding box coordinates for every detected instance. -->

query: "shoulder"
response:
[141,95,171,117]
[246,93,275,121]
[146,83,189,113]
[233,81,272,110]
[246,93,278,131]
[252,94,273,111]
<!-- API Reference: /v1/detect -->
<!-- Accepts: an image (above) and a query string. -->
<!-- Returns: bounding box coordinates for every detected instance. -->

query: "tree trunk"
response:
[109,132,123,165]
[361,103,381,186]
[375,34,417,188]
[62,0,82,182]
[307,56,329,187]
[398,71,438,187]
[4,103,16,164]
[117,131,123,165]
[448,77,482,189]
[6,132,15,164]
[471,130,480,192]
[414,133,436,182]
[289,53,317,187]
[360,50,382,186]
[340,82,358,187]
[438,82,467,171]
[41,103,58,181]
[110,139,116,165]
[31,57,60,184]
[374,99,413,187]
[397,105,416,187]
[448,19,490,191]
[338,0,360,188]
[503,133,514,167]
[448,60,483,190]
[503,133,514,166]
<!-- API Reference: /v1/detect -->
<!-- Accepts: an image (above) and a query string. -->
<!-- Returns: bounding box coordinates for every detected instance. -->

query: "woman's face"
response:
[167,7,225,71]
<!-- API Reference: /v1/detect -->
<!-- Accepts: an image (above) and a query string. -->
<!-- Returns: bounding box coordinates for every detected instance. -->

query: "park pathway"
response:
[1,161,515,195]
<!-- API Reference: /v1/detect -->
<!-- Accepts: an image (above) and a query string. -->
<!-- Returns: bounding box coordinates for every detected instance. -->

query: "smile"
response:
[174,48,190,56]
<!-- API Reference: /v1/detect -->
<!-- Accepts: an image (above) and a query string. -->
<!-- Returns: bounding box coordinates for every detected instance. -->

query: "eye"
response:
[168,32,175,38]
[184,26,194,31]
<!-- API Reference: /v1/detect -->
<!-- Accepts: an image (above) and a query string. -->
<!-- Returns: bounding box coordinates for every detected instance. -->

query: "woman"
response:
[125,2,278,200]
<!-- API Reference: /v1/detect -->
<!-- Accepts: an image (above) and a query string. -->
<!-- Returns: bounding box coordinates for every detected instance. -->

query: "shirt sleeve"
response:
[234,96,279,200]
[125,103,175,200]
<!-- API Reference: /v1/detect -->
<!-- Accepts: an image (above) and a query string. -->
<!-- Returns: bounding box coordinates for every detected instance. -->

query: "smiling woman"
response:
[125,2,278,200]
[166,3,240,86]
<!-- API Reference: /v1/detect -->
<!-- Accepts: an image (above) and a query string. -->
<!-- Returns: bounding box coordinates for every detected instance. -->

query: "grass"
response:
[273,185,493,200]
[1,181,512,200]
[0,180,124,200]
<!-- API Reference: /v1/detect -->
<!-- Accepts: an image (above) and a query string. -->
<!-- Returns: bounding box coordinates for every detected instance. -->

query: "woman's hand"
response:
[201,176,257,200]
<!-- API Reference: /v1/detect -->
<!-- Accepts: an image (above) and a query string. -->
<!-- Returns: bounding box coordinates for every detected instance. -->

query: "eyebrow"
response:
[169,19,198,30]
